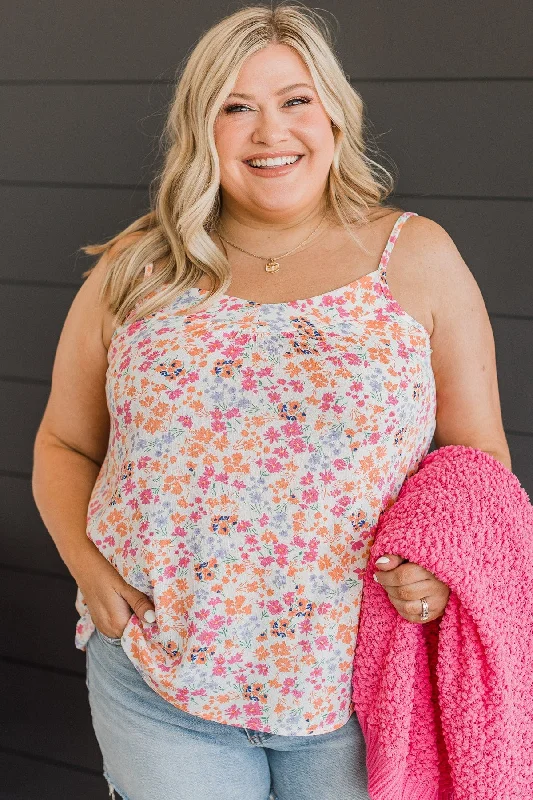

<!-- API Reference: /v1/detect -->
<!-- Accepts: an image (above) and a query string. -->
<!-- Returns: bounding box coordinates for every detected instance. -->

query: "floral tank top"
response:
[75,210,436,736]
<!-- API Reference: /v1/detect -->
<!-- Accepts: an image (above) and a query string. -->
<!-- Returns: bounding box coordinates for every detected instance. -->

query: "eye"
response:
[223,96,312,114]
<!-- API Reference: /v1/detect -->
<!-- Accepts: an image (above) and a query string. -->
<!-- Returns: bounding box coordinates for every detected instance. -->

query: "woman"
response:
[32,4,511,800]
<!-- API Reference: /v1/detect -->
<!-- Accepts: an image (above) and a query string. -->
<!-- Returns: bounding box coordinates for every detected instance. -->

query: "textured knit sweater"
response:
[351,444,533,799]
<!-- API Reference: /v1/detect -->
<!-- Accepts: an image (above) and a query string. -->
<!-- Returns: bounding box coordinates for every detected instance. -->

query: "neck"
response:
[215,198,330,251]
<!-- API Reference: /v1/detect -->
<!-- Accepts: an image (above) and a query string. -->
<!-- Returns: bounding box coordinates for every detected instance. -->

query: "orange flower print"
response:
[194,558,218,581]
[155,359,185,379]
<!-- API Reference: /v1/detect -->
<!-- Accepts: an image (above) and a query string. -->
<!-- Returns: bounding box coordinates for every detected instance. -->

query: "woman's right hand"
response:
[75,545,156,640]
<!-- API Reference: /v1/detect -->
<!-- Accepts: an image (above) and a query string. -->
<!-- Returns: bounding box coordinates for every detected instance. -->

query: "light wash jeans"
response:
[86,627,370,800]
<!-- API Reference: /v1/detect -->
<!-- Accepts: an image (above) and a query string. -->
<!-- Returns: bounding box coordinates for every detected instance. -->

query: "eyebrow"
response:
[226,82,316,101]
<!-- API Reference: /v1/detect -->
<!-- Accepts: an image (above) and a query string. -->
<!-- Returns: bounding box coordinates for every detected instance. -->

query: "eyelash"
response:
[223,96,312,114]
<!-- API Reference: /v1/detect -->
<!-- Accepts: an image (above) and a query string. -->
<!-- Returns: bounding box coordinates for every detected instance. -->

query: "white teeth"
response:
[247,155,301,168]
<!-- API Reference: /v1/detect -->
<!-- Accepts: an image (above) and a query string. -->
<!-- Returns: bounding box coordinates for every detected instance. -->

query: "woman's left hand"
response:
[373,554,450,624]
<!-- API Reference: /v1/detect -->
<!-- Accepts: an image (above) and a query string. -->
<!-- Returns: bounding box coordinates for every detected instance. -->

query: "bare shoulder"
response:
[388,213,481,338]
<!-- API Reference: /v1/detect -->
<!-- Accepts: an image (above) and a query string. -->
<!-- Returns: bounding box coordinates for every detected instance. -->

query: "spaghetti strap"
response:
[378,211,418,284]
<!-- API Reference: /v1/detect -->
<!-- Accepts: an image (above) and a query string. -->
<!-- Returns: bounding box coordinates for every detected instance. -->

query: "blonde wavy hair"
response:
[81,1,401,327]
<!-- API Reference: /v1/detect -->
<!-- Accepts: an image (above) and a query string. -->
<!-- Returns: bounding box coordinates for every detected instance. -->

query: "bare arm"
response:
[32,249,113,583]
[413,217,512,470]
[32,235,155,636]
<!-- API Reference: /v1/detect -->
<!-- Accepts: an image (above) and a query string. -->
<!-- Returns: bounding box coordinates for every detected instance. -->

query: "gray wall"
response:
[1,2,531,797]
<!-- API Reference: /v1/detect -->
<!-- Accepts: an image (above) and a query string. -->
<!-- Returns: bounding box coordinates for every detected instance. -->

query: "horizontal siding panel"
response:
[0,84,166,187]
[0,0,531,80]
[358,82,533,198]
[0,568,83,672]
[0,751,107,799]
[0,660,102,771]
[2,187,531,317]
[491,317,533,435]
[1,284,76,381]
[0,381,50,474]
[506,433,533,499]
[0,475,69,576]
[1,83,532,196]
[0,185,149,284]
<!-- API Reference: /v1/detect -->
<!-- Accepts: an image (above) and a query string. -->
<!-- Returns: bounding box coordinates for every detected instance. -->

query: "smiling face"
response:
[213,43,335,224]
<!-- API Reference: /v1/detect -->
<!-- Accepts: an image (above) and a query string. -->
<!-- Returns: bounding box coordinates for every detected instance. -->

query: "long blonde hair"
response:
[81,2,401,326]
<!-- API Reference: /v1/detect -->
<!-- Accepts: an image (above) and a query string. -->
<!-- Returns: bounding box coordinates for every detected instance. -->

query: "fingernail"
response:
[373,573,379,582]
[144,609,156,623]
[376,557,390,564]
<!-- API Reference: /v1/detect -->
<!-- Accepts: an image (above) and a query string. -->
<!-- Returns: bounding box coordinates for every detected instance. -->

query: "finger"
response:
[120,584,156,624]
[376,578,434,603]
[388,594,437,624]
[375,561,434,586]
[374,553,406,571]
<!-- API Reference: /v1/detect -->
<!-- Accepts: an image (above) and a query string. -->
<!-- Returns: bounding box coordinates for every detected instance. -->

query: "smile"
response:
[243,155,304,177]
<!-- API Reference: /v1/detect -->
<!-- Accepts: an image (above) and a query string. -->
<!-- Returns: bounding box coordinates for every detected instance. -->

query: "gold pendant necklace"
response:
[215,212,327,273]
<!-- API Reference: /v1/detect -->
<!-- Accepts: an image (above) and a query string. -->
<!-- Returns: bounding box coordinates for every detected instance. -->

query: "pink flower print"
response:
[175,688,190,704]
[267,600,284,615]
[298,619,313,635]
[265,458,283,474]
[163,565,178,579]
[264,426,281,444]
[292,535,306,548]
[258,513,269,526]
[198,630,217,646]
[268,390,282,402]
[227,705,241,720]
[288,437,306,453]
[281,678,296,696]
[318,392,336,411]
[288,379,304,392]
[123,477,136,495]
[280,420,303,437]
[319,469,335,485]
[301,487,319,505]
[333,458,348,470]
[139,489,154,504]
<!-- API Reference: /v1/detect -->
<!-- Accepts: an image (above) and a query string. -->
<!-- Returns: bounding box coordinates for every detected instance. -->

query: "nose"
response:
[251,109,290,146]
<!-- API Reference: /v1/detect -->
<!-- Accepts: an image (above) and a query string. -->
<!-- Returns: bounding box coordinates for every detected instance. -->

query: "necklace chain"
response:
[215,212,328,273]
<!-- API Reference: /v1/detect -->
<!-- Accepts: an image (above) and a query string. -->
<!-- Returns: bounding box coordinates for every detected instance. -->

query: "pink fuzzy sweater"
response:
[352,445,533,799]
